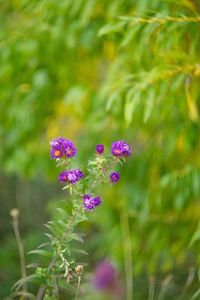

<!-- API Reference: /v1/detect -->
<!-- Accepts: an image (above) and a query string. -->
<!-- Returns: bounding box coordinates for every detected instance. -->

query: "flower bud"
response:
[10,208,19,219]
[96,144,104,154]
[75,265,83,276]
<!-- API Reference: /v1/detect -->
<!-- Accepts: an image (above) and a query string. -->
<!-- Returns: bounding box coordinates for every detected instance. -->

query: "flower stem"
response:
[10,209,28,299]
[75,276,81,300]
[63,206,79,241]
[148,276,155,300]
[120,208,133,300]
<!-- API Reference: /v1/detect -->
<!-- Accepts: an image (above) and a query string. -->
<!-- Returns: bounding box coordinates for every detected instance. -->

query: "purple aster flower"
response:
[110,172,120,184]
[83,194,102,211]
[96,144,104,154]
[93,261,118,290]
[111,140,131,157]
[50,137,77,159]
[93,196,102,206]
[58,169,84,184]
[83,194,94,210]
[58,170,68,182]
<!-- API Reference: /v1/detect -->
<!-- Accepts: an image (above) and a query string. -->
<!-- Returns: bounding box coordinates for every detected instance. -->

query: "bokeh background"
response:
[1,0,200,299]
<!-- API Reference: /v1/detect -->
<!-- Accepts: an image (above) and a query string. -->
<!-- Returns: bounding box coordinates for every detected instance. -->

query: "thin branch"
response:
[120,209,133,300]
[119,16,200,24]
[75,276,81,300]
[10,208,28,299]
[148,276,156,300]
[178,267,195,299]
[35,286,47,300]
[158,275,172,300]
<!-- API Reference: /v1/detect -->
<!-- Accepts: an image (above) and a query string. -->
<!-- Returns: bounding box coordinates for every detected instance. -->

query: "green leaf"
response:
[72,249,88,256]
[143,87,154,123]
[44,233,54,242]
[70,233,84,243]
[9,291,35,299]
[37,242,50,249]
[28,249,52,258]
[98,21,126,36]
[12,275,37,291]
[124,89,140,125]
[57,208,70,219]
[190,222,200,246]
[45,223,63,236]
[26,263,41,269]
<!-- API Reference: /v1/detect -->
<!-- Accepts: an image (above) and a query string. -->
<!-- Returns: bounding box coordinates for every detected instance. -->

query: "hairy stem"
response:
[63,206,80,241]
[36,204,83,299]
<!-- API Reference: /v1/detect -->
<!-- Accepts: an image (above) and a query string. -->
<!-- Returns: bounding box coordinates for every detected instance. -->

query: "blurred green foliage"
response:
[1,0,200,299]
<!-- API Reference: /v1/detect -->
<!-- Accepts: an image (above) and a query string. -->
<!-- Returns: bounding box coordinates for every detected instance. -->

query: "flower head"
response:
[110,172,120,184]
[50,137,77,159]
[58,169,84,184]
[83,194,102,211]
[111,140,131,157]
[93,261,118,290]
[96,144,104,154]
[93,196,102,206]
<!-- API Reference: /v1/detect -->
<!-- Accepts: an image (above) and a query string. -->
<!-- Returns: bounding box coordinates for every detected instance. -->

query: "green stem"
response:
[10,209,28,300]
[120,208,133,300]
[63,206,80,241]
[75,276,81,300]
[148,276,155,300]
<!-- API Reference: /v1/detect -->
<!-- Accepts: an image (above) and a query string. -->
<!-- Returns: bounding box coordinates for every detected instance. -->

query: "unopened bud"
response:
[10,208,19,219]
[75,265,83,276]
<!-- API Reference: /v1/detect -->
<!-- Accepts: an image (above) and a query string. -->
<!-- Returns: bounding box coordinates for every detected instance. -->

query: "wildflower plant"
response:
[12,137,131,299]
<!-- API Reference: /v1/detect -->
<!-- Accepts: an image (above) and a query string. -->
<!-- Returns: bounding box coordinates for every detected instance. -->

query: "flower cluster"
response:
[12,138,132,299]
[109,140,131,184]
[58,169,84,184]
[50,138,131,211]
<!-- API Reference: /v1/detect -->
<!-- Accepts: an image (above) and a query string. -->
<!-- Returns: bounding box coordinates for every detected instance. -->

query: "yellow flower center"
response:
[55,150,61,157]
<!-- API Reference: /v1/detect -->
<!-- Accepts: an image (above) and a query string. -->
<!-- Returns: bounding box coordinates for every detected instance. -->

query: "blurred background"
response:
[0,0,200,299]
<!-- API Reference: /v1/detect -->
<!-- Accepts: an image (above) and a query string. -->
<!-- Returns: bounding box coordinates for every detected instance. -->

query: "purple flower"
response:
[50,137,77,159]
[58,169,84,184]
[96,144,104,154]
[82,194,94,210]
[111,140,131,157]
[93,196,102,206]
[83,194,102,211]
[110,172,120,184]
[93,261,118,290]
